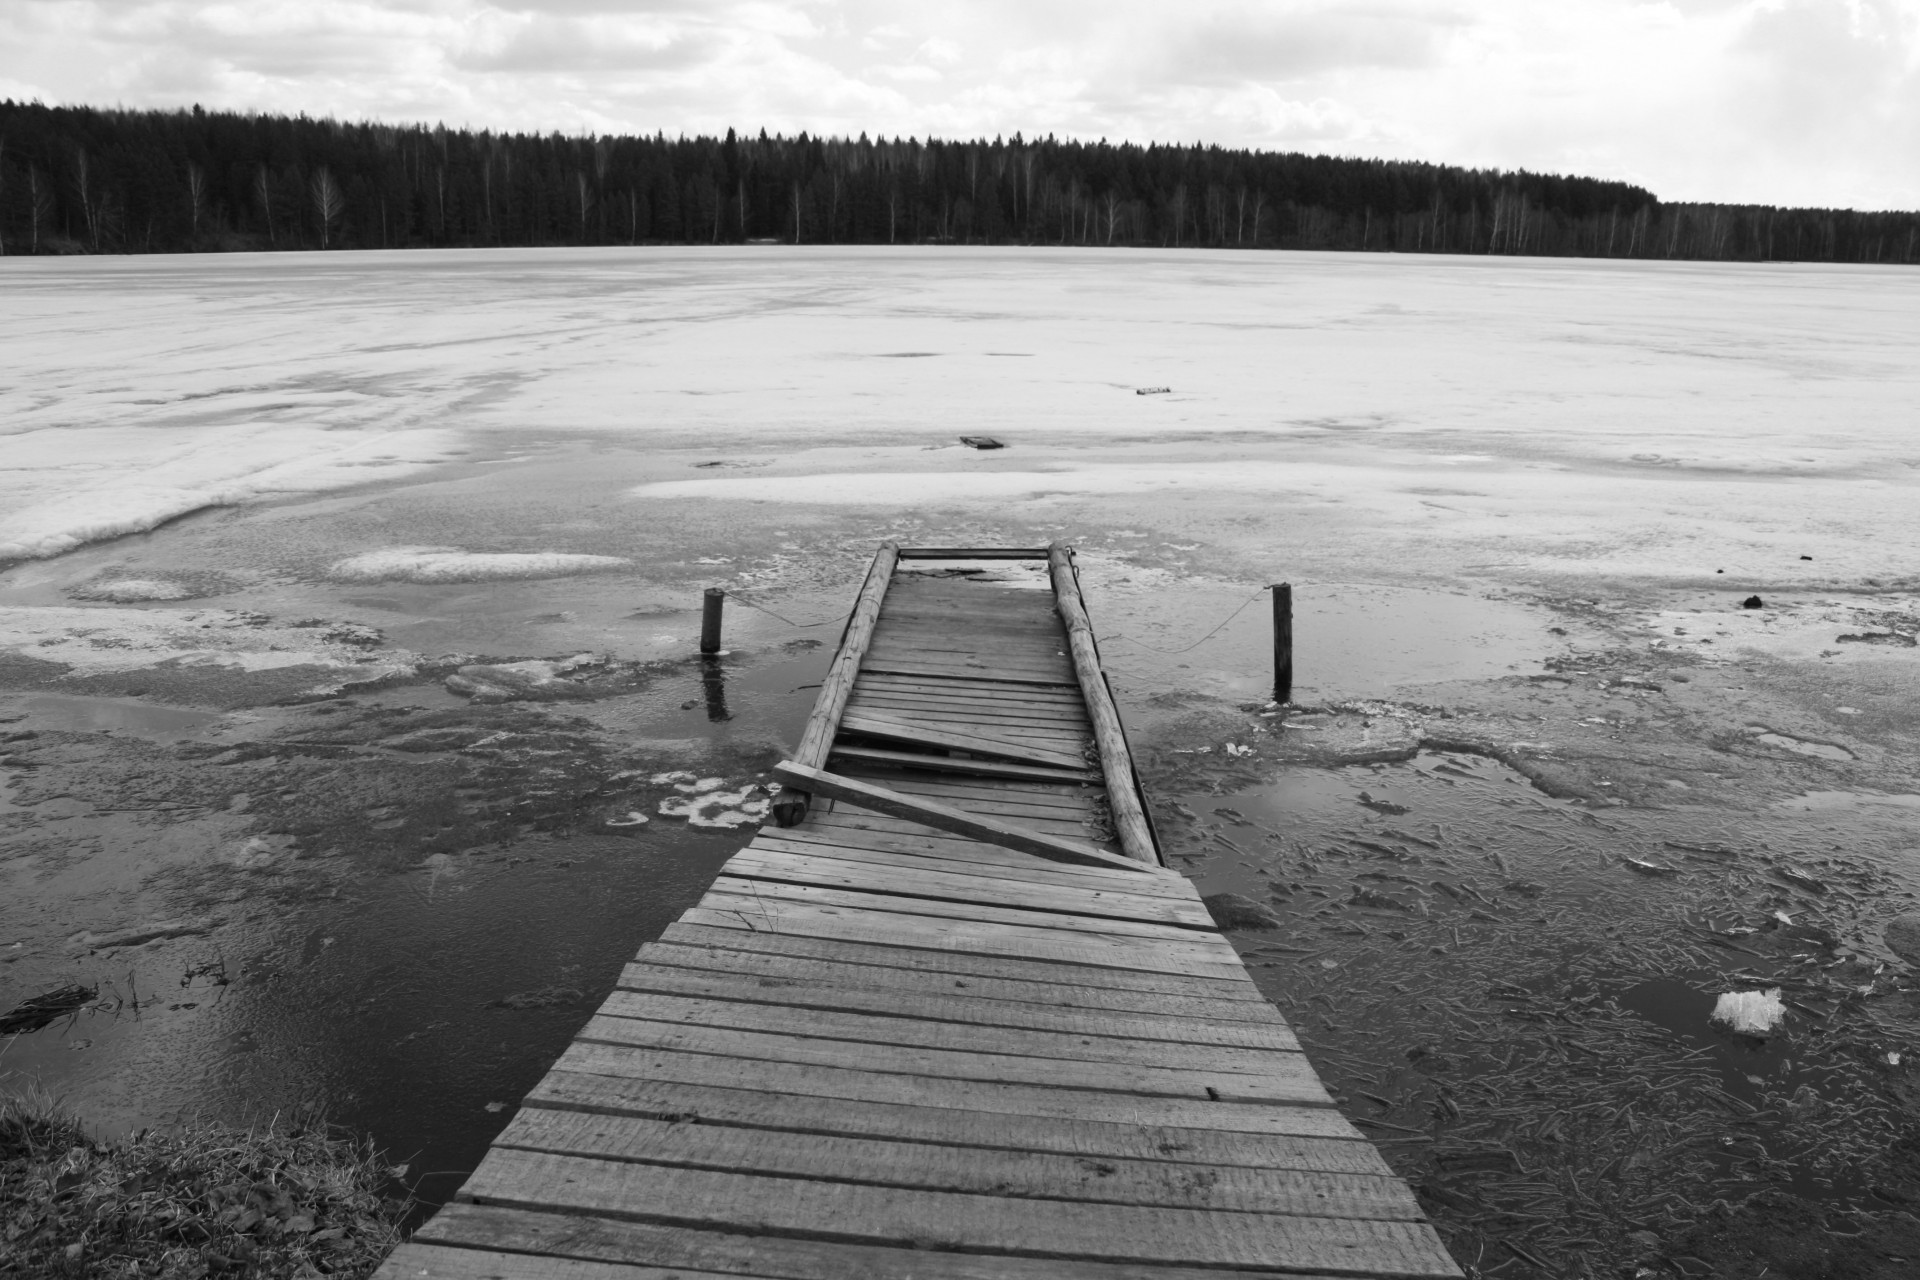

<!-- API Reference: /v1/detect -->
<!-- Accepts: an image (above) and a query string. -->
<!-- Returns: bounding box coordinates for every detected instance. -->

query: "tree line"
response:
[2,100,1915,264]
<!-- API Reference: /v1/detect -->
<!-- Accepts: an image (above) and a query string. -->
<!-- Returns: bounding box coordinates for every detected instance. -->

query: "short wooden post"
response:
[699,588,724,654]
[1272,583,1293,705]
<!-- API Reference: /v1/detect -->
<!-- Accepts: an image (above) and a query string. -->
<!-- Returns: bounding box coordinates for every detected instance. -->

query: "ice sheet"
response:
[3,247,1917,584]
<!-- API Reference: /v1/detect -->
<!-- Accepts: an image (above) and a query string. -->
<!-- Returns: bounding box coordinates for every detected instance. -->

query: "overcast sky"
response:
[3,1,1916,209]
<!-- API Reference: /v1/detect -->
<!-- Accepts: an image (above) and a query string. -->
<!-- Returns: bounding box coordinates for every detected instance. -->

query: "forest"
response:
[2,100,1916,264]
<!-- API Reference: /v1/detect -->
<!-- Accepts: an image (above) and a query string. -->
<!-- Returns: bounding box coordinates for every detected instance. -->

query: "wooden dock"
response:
[376,545,1461,1280]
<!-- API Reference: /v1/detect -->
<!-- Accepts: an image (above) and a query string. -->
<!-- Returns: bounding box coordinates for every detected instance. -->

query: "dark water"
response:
[1163,749,1920,1267]
[0,643,833,1219]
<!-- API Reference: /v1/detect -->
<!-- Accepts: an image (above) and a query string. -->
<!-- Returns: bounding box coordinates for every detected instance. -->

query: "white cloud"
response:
[0,0,1915,207]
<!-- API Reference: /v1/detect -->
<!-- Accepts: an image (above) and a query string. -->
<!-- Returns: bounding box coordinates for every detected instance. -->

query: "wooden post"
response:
[1272,583,1293,705]
[770,543,900,827]
[699,588,725,655]
[1047,544,1159,866]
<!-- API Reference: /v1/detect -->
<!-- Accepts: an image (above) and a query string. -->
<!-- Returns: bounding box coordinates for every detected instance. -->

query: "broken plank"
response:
[748,831,1192,900]
[722,851,1208,927]
[825,744,1099,785]
[773,761,1138,873]
[835,715,1088,770]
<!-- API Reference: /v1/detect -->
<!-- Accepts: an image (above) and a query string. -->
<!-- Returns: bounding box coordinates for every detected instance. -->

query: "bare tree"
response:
[792,181,802,244]
[73,146,99,248]
[186,162,206,238]
[255,165,276,245]
[311,166,344,248]
[27,165,52,253]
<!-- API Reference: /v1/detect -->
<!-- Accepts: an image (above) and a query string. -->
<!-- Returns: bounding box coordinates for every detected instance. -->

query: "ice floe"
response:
[327,547,629,584]
[0,605,416,680]
[657,785,773,828]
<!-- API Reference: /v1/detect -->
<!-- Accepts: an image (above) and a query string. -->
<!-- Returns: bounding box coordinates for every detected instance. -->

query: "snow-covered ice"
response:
[327,547,629,583]
[2,245,1917,592]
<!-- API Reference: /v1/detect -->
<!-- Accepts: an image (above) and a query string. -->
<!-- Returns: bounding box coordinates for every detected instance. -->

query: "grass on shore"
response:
[1,1089,406,1278]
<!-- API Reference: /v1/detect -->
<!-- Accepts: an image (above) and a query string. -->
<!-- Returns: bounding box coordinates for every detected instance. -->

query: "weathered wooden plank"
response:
[614,963,1298,1049]
[460,1150,1461,1275]
[837,713,1089,770]
[524,1071,1379,1171]
[876,773,1103,809]
[413,1203,1380,1280]
[811,805,1120,854]
[826,779,1101,828]
[1049,545,1158,865]
[628,941,1279,1024]
[699,877,1229,949]
[722,851,1209,927]
[593,990,1308,1078]
[855,673,1088,705]
[772,823,1139,879]
[867,627,1071,656]
[858,659,1078,688]
[845,695,1093,731]
[846,705,1095,741]
[786,815,1173,883]
[825,744,1101,786]
[857,670,1086,698]
[896,547,1055,559]
[372,1243,727,1280]
[863,649,1077,681]
[680,901,1246,982]
[574,1013,1323,1104]
[773,762,1141,873]
[836,767,1100,810]
[554,1040,1355,1135]
[655,924,1265,1000]
[729,844,1198,917]
[773,543,898,828]
[493,1109,1423,1219]
[750,830,1195,899]
[849,682,1088,711]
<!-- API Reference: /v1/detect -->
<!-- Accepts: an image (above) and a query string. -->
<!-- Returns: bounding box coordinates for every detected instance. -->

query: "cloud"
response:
[0,0,1916,206]
[1156,4,1467,84]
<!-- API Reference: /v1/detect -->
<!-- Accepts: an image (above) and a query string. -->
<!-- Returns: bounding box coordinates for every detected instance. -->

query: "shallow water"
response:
[0,642,830,1218]
[1169,749,1920,1263]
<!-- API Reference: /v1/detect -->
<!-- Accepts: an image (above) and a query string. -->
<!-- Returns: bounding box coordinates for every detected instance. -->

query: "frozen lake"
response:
[3,245,1917,590]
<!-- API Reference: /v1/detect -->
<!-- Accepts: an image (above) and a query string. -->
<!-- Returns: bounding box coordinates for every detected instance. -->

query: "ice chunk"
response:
[327,547,627,584]
[1710,988,1787,1035]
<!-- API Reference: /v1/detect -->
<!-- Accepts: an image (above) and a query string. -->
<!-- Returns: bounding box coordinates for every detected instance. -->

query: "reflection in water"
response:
[700,656,731,721]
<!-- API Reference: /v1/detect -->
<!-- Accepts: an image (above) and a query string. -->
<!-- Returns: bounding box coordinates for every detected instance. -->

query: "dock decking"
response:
[376,545,1461,1279]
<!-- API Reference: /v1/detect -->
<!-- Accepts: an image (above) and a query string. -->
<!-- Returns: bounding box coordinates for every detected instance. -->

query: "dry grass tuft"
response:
[0,1090,406,1278]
